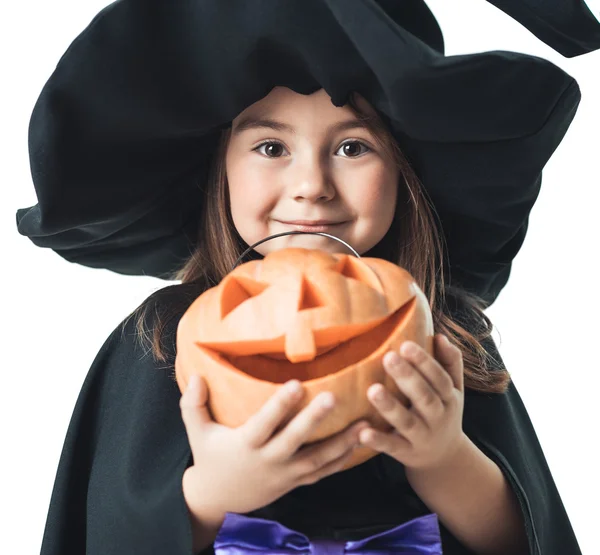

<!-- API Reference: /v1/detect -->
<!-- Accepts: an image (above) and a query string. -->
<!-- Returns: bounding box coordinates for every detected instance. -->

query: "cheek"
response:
[226,155,279,247]
[359,183,396,210]
[350,166,398,220]
[341,164,398,253]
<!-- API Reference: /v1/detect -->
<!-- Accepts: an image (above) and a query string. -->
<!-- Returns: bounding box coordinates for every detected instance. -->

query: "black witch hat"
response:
[16,0,600,304]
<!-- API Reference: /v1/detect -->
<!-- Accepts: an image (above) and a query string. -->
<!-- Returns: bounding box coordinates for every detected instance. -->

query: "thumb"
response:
[180,375,213,446]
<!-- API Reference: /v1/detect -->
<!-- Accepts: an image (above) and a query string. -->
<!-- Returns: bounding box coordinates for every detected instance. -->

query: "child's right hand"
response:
[180,375,368,526]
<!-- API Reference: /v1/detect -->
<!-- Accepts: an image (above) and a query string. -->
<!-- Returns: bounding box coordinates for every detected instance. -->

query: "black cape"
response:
[39,284,581,555]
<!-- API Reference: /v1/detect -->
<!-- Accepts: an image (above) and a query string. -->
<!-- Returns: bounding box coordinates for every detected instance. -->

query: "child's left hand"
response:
[359,334,466,471]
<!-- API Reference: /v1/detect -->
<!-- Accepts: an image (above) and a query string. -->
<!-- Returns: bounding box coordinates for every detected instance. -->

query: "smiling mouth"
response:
[276,220,348,232]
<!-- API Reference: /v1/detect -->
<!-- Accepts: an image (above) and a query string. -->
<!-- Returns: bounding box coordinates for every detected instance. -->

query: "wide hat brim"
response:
[16,0,589,305]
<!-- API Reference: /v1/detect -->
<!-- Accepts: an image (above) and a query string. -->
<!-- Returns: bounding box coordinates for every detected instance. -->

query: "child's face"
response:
[226,87,399,256]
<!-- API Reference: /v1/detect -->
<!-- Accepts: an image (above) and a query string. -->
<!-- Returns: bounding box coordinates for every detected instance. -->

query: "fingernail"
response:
[372,385,385,401]
[384,351,401,367]
[285,380,302,396]
[355,423,369,439]
[400,342,417,356]
[187,375,200,391]
[320,392,335,408]
[358,428,373,444]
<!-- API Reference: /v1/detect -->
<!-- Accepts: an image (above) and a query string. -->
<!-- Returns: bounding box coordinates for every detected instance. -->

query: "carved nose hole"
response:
[298,277,326,311]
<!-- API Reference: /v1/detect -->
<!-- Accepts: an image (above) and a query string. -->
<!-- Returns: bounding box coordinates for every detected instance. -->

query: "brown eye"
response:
[338,141,370,158]
[256,142,287,158]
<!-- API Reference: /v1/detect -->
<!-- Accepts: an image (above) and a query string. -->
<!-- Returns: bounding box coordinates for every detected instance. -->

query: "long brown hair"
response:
[129,95,511,394]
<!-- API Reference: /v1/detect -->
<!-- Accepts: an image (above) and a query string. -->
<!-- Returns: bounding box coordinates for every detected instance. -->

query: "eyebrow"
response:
[231,117,370,136]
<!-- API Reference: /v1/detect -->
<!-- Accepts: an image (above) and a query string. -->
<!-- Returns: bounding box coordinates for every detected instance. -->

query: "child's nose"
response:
[288,163,335,203]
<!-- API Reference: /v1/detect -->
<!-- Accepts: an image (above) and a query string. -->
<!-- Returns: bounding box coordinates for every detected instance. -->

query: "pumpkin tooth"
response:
[285,319,317,362]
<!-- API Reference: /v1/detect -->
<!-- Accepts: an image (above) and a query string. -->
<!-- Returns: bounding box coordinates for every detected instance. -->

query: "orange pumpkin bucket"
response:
[175,246,434,469]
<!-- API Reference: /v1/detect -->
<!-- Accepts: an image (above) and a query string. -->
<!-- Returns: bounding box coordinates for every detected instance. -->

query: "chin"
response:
[263,232,354,255]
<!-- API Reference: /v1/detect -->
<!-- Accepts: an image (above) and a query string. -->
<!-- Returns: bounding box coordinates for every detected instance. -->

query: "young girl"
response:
[16,1,600,554]
[176,85,530,555]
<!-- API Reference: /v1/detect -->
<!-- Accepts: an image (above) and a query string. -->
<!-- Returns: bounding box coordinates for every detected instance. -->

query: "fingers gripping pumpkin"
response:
[175,248,434,469]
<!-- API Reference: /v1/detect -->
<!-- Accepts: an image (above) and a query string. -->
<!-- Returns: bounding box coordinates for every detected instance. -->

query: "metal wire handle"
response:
[232,231,360,269]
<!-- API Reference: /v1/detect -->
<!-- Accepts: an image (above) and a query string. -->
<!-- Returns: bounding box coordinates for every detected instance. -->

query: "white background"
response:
[2,1,599,553]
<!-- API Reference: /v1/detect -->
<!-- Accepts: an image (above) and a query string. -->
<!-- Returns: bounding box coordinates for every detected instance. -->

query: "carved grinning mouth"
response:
[194,296,417,383]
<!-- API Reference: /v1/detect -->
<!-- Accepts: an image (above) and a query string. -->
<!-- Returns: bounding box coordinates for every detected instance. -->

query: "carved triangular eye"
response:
[335,256,381,291]
[298,277,327,311]
[220,276,269,318]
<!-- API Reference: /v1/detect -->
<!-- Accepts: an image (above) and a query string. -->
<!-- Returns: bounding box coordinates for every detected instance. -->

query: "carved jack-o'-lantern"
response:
[175,247,434,469]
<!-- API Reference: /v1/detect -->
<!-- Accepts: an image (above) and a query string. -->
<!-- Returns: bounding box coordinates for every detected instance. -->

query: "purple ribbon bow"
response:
[214,512,443,555]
